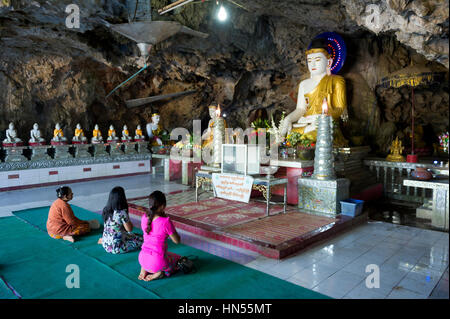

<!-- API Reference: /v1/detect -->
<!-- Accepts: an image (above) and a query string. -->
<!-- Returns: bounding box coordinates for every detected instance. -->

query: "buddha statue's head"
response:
[123,125,128,130]
[94,124,99,130]
[152,113,160,125]
[109,125,114,130]
[306,38,333,77]
[137,125,141,130]
[33,123,39,130]
[208,105,218,120]
[9,122,14,130]
[55,123,61,130]
[76,123,81,129]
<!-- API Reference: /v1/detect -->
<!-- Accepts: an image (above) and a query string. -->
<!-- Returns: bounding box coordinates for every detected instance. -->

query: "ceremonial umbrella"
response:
[378,64,446,162]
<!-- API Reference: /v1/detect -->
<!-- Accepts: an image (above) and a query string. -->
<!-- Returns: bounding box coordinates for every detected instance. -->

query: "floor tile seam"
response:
[338,277,367,299]
[387,280,434,298]
[313,275,365,298]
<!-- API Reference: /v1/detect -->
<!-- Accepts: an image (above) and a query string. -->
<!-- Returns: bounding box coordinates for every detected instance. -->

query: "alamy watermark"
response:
[65,264,80,289]
[167,121,282,165]
[365,264,380,289]
[364,4,381,33]
[65,4,80,29]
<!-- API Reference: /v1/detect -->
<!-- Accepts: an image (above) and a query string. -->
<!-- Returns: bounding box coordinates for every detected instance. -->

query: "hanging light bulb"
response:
[217,3,228,21]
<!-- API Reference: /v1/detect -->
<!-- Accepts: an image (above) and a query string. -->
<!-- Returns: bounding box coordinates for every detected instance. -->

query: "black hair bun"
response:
[56,186,70,198]
[310,38,329,51]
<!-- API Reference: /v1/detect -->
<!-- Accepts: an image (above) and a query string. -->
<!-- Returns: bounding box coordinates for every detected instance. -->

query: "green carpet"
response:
[0,276,17,299]
[4,206,331,299]
[0,217,158,299]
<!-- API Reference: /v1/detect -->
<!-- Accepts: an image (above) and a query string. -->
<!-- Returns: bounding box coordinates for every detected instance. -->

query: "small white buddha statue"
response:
[121,125,130,141]
[107,125,119,142]
[146,113,163,146]
[52,123,67,142]
[3,122,22,143]
[29,123,45,144]
[72,123,87,142]
[92,124,103,143]
[134,125,144,140]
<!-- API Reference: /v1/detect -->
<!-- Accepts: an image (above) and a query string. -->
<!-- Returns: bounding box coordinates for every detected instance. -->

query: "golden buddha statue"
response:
[386,136,405,162]
[281,38,348,147]
[73,123,87,142]
[52,123,67,142]
[107,125,119,142]
[92,124,103,141]
[202,105,228,149]
[134,125,144,140]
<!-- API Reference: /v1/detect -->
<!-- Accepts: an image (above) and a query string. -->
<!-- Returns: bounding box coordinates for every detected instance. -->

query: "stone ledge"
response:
[0,154,151,172]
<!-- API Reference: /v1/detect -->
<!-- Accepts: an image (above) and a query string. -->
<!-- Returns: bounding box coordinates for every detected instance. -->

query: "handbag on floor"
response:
[177,255,198,274]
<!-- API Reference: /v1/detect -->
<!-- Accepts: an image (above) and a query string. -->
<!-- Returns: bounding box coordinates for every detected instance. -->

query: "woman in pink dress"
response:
[138,191,181,281]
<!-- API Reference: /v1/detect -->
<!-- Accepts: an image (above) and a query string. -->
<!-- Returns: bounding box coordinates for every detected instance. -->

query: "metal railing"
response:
[363,158,445,204]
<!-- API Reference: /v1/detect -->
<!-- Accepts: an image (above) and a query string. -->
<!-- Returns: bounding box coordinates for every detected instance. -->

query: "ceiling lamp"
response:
[217,2,228,21]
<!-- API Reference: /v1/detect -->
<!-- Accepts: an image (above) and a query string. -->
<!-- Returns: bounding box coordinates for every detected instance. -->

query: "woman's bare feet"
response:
[144,271,164,281]
[63,235,75,243]
[138,267,149,281]
[97,237,102,244]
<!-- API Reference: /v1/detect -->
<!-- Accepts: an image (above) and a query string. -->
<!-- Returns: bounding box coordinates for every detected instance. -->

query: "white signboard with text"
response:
[212,173,254,203]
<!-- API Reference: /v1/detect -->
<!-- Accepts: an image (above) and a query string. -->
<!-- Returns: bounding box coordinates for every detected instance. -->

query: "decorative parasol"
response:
[378,64,446,162]
[307,32,347,74]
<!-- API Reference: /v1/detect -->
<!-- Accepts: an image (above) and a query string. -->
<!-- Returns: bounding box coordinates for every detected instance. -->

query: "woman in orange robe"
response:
[46,186,91,242]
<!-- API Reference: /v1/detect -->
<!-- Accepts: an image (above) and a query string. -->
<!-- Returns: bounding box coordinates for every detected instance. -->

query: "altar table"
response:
[195,171,288,216]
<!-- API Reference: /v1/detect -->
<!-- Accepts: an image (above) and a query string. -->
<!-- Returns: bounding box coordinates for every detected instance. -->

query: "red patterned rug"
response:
[127,196,360,259]
[129,198,284,228]
[224,212,336,246]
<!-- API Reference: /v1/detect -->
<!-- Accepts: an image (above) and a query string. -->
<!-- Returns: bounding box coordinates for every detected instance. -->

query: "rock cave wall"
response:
[0,0,448,155]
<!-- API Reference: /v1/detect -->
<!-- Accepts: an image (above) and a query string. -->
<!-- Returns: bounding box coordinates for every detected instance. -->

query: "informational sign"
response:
[212,173,254,203]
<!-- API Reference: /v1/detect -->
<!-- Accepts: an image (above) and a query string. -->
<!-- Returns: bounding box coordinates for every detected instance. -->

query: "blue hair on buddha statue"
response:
[307,32,347,74]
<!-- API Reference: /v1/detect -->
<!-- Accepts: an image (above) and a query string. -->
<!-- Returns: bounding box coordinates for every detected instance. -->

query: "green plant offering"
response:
[298,136,316,149]
[286,132,302,147]
[251,118,271,129]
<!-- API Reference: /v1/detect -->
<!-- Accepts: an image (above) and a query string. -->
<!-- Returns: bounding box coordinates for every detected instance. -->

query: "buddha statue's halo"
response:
[307,32,347,74]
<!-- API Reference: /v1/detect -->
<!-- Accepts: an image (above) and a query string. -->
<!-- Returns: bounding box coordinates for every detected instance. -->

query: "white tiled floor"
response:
[0,173,448,299]
[244,221,449,299]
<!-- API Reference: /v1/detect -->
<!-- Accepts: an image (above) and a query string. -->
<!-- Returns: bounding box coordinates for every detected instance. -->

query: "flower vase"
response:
[297,147,315,160]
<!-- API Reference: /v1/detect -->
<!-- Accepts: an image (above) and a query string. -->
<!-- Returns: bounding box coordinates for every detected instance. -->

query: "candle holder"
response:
[311,114,336,180]
[212,117,225,167]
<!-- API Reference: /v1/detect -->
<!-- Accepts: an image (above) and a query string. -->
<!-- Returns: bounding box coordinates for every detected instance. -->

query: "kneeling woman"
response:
[138,191,181,281]
[47,186,99,242]
[100,186,143,254]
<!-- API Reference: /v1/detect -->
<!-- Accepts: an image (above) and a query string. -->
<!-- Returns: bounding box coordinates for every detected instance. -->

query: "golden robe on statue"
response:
[291,74,348,147]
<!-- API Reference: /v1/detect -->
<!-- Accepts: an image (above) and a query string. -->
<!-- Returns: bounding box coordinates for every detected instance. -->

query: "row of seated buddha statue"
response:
[2,113,165,147]
[2,122,148,146]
